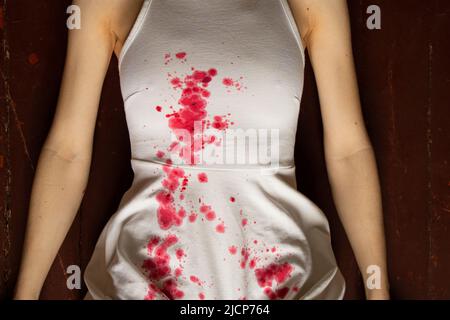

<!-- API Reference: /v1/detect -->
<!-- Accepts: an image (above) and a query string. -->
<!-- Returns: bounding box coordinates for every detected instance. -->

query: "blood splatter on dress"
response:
[83,0,346,300]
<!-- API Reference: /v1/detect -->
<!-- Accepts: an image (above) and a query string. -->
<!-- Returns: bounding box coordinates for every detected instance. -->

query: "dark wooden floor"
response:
[1,0,449,300]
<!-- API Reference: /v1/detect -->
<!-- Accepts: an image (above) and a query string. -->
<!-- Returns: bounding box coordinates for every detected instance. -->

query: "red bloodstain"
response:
[263,287,277,300]
[211,116,230,130]
[166,88,209,163]
[200,204,211,213]
[222,76,245,91]
[241,218,248,227]
[156,164,189,230]
[144,287,156,300]
[271,247,277,253]
[178,207,186,218]
[208,68,218,76]
[249,258,257,269]
[175,248,185,260]
[156,192,183,229]
[176,52,187,59]
[28,52,40,65]
[144,283,163,300]
[156,150,165,158]
[205,136,217,144]
[144,53,248,299]
[188,212,198,222]
[263,287,290,300]
[161,52,234,165]
[170,77,182,88]
[200,204,216,221]
[216,222,225,233]
[206,211,216,221]
[146,236,161,254]
[240,247,250,269]
[142,234,178,281]
[230,196,235,202]
[197,172,208,183]
[175,267,183,277]
[162,177,178,192]
[190,275,203,286]
[276,287,290,299]
[202,76,212,84]
[168,141,180,153]
[162,278,184,299]
[228,245,237,255]
[254,262,293,287]
[181,176,189,192]
[223,78,234,86]
[199,292,205,300]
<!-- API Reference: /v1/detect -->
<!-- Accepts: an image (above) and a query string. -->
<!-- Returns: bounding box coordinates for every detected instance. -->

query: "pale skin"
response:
[14,0,390,300]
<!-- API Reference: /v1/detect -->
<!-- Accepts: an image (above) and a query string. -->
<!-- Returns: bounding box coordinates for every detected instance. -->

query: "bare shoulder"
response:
[71,0,112,29]
[107,0,146,58]
[287,0,349,47]
[286,0,314,48]
[71,0,145,56]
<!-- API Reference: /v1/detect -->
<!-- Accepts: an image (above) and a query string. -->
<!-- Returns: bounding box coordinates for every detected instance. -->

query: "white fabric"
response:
[84,0,345,300]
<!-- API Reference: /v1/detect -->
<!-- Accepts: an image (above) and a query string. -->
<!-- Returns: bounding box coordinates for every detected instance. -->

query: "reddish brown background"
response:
[1,0,449,300]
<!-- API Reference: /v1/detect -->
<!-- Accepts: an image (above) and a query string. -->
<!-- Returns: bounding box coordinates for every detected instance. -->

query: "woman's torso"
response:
[83,0,346,300]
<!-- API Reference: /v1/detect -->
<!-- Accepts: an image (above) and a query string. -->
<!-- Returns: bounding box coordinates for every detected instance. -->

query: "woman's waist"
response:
[128,129,297,171]
[131,156,294,173]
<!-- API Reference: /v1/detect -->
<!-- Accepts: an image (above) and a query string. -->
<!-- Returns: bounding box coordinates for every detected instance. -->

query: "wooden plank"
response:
[297,0,446,299]
[6,0,78,300]
[0,0,12,301]
[427,0,450,299]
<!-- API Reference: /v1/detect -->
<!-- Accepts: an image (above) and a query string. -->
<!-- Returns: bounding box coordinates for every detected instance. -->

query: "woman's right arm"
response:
[13,0,115,299]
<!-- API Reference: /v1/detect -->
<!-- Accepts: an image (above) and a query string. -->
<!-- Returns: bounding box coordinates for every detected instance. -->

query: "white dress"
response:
[84,0,346,300]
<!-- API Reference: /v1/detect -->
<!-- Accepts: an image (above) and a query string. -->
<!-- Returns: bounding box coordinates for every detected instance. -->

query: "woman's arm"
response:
[289,0,390,299]
[13,0,115,299]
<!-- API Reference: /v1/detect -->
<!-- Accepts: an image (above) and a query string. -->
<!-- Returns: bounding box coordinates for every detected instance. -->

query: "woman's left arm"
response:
[289,0,390,299]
